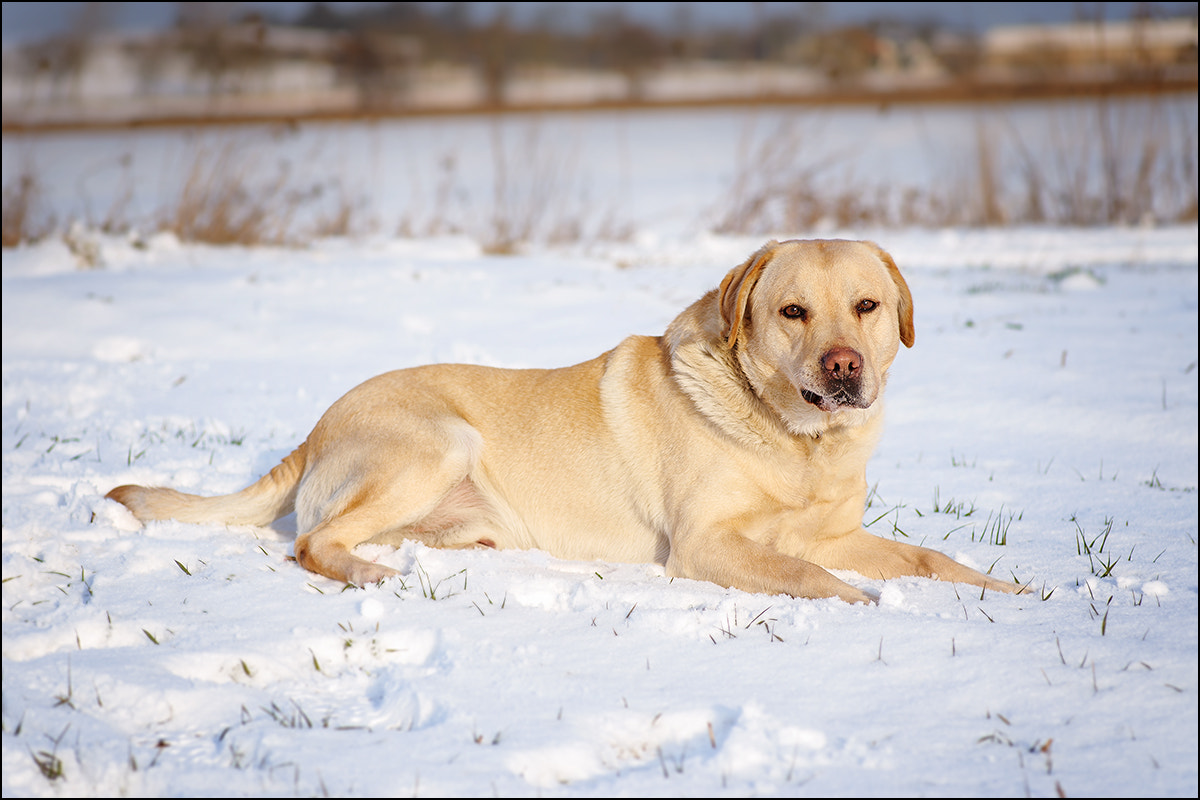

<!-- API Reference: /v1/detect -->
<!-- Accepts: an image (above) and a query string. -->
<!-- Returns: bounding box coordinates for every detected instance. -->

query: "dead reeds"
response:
[711,97,1197,233]
[164,141,305,246]
[2,97,1195,254]
[2,168,55,247]
[394,118,617,254]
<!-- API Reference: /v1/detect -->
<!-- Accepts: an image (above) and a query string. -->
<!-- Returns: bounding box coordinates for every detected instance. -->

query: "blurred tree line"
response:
[268,0,951,98]
[7,1,1195,117]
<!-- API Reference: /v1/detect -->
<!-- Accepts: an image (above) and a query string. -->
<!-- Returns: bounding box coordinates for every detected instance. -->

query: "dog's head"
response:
[719,239,914,435]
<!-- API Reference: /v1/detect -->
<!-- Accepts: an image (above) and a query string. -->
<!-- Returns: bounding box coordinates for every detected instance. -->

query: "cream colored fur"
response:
[107,239,1023,603]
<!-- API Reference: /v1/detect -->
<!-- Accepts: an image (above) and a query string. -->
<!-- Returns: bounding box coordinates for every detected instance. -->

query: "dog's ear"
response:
[868,243,915,348]
[719,241,778,348]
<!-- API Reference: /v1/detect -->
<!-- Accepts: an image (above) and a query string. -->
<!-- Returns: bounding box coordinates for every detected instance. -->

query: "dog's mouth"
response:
[801,387,867,412]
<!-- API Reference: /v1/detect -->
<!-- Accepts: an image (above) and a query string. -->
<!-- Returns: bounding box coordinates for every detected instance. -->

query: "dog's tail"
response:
[106,443,307,527]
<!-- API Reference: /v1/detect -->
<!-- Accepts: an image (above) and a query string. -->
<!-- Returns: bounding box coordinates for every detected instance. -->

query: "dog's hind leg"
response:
[292,417,497,585]
[294,476,504,585]
[294,508,406,585]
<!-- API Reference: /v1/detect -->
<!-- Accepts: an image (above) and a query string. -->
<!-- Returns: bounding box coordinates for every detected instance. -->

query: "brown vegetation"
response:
[710,99,1197,232]
[1,97,1195,254]
[1,170,54,248]
[165,142,299,246]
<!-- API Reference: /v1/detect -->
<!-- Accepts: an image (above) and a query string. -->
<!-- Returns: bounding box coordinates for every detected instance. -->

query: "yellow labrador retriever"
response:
[107,239,1022,603]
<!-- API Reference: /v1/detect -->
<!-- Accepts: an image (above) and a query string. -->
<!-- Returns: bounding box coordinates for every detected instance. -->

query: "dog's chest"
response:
[754,430,870,509]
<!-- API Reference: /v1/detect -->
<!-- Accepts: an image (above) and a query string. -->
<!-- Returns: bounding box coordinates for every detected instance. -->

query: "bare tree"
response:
[20,2,113,102]
[476,6,514,107]
[333,30,419,111]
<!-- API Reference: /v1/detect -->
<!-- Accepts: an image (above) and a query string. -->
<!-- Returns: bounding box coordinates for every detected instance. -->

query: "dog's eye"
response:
[856,299,878,315]
[780,304,807,321]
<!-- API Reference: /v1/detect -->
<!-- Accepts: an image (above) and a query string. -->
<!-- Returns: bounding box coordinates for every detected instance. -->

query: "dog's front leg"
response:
[666,528,873,604]
[809,529,1026,594]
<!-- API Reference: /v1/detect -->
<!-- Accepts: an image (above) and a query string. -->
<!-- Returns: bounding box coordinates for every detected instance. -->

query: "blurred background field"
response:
[3,1,1196,128]
[2,3,1197,256]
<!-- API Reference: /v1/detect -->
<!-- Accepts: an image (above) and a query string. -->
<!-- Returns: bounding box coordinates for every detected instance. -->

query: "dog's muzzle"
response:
[800,347,870,412]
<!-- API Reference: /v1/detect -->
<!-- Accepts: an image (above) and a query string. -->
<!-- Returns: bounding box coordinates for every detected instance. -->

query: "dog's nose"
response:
[821,347,862,380]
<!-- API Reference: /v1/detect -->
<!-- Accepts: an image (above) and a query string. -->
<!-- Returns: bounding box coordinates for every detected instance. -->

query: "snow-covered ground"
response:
[2,101,1197,797]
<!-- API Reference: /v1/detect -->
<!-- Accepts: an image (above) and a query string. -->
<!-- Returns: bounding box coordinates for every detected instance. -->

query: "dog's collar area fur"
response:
[668,336,854,449]
[669,338,792,450]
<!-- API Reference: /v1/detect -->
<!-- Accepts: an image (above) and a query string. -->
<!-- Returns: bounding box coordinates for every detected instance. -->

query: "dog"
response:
[107,239,1024,604]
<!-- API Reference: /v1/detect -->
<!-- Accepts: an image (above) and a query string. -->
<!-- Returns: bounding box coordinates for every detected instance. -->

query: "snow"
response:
[2,102,1198,797]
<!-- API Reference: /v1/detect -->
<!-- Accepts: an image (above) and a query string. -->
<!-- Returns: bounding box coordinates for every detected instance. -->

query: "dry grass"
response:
[162,141,304,246]
[303,182,370,240]
[483,120,590,253]
[1005,99,1199,226]
[395,119,619,254]
[2,97,1195,255]
[2,169,55,247]
[0,138,372,250]
[711,98,1198,233]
